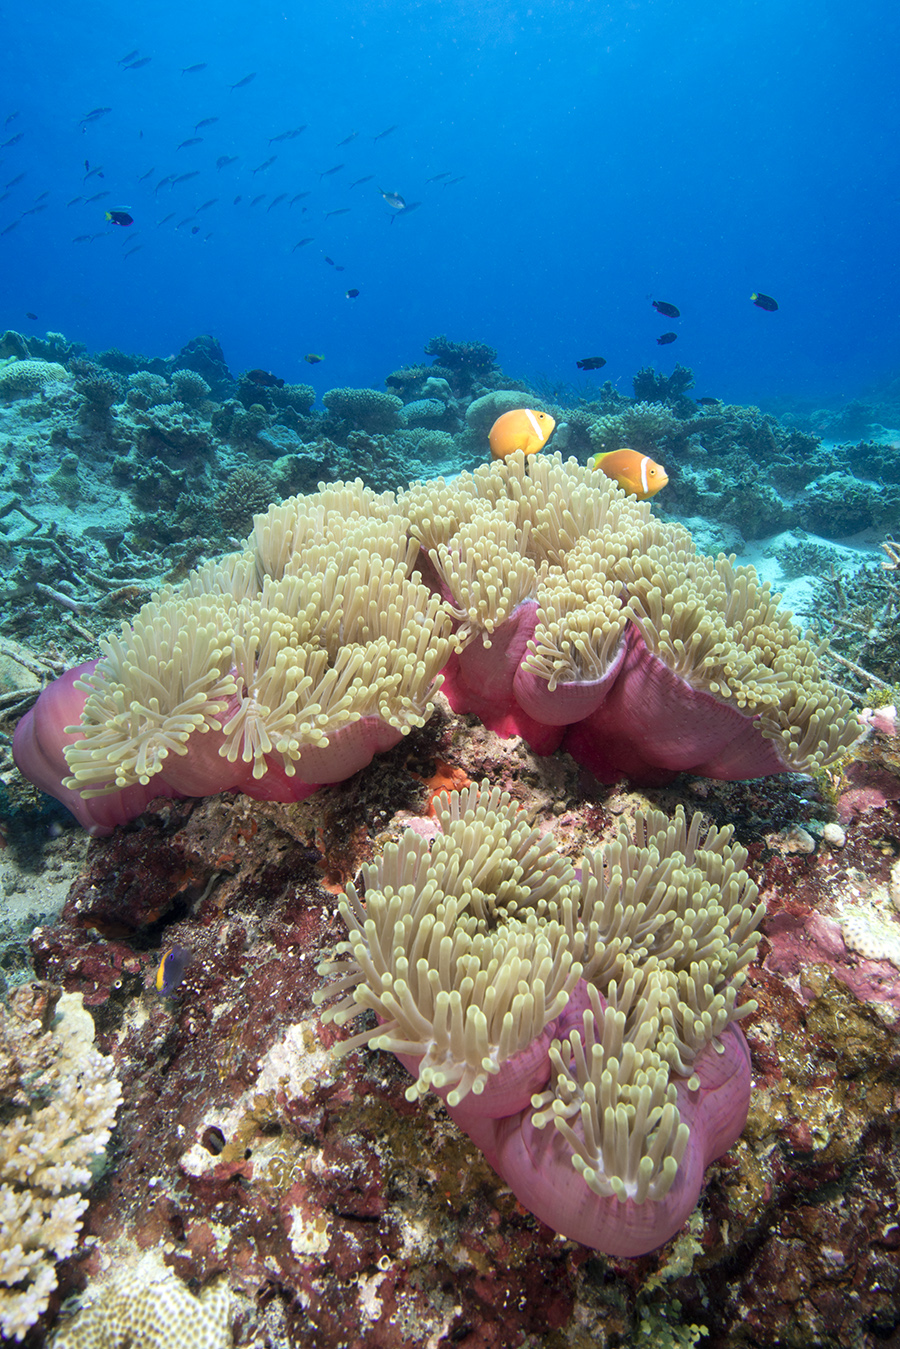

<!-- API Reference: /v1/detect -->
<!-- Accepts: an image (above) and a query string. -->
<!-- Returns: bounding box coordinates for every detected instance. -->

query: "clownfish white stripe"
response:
[525,409,546,443]
[640,455,650,494]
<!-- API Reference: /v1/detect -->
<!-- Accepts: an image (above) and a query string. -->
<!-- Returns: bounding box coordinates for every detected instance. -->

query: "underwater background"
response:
[2,0,899,405]
[2,2,900,1348]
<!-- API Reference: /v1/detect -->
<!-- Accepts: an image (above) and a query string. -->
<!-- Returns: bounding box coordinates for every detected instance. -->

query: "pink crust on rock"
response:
[457,1021,752,1259]
[13,663,180,836]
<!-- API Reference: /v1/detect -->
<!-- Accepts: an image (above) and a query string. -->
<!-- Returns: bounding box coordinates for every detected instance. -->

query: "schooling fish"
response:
[426,171,452,182]
[173,171,200,183]
[252,156,276,174]
[337,131,358,146]
[105,209,133,225]
[246,368,285,388]
[373,124,398,142]
[319,163,344,179]
[267,194,287,210]
[195,117,219,130]
[125,57,152,69]
[230,72,256,90]
[590,448,668,499]
[652,299,680,318]
[577,356,606,371]
[216,156,238,170]
[290,192,310,205]
[656,332,677,345]
[137,166,156,181]
[155,945,192,995]
[752,291,778,311]
[182,63,208,75]
[1,133,24,148]
[177,137,203,149]
[350,175,373,188]
[292,237,314,250]
[304,353,324,363]
[118,50,140,65]
[25,311,37,319]
[325,207,350,218]
[489,408,556,459]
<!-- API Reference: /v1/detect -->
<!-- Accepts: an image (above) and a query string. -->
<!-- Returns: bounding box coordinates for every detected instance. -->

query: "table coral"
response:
[0,985,122,1342]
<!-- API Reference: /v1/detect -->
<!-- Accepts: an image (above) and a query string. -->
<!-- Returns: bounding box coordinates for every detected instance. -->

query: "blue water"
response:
[2,0,898,406]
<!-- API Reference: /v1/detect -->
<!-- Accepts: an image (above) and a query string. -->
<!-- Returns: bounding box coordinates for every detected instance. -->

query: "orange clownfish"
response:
[489,408,556,459]
[590,448,668,499]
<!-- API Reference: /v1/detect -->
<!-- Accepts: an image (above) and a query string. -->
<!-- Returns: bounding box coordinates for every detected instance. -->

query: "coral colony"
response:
[12,453,858,1262]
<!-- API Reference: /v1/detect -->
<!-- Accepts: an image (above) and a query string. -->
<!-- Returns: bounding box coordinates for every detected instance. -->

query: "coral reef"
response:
[0,358,71,399]
[323,386,403,434]
[0,983,121,1341]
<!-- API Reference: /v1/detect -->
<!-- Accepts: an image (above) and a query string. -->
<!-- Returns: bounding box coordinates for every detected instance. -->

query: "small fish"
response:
[177,137,203,149]
[577,356,606,371]
[125,57,152,69]
[319,163,344,179]
[489,408,556,459]
[426,171,452,182]
[373,124,398,141]
[345,288,359,299]
[85,190,111,202]
[118,50,140,64]
[182,63,208,75]
[230,72,256,90]
[443,175,466,186]
[155,175,175,192]
[289,192,310,205]
[191,226,199,234]
[656,332,677,345]
[137,166,156,181]
[751,291,778,311]
[246,368,284,388]
[696,396,720,406]
[378,186,406,210]
[197,198,218,211]
[304,353,324,364]
[1,133,24,148]
[269,126,306,143]
[250,193,266,206]
[106,209,133,226]
[0,221,19,235]
[252,156,276,174]
[350,175,373,188]
[652,300,680,318]
[157,212,175,225]
[4,112,19,125]
[176,216,195,228]
[324,256,335,264]
[267,193,287,210]
[72,233,91,242]
[292,237,314,250]
[325,207,350,218]
[195,117,219,130]
[233,195,242,204]
[83,165,104,180]
[124,245,143,257]
[337,132,359,147]
[590,448,668,499]
[216,155,238,170]
[25,311,37,319]
[155,945,192,995]
[82,106,112,120]
[66,196,83,207]
[5,173,25,188]
[173,171,200,183]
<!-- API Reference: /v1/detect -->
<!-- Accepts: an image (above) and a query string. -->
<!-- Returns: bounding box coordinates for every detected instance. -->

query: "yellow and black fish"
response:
[304,353,324,364]
[576,356,606,371]
[751,291,778,311]
[106,209,133,226]
[155,945,192,995]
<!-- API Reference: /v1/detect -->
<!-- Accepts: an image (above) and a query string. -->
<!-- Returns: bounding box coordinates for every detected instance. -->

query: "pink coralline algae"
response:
[13,459,857,835]
[316,782,764,1259]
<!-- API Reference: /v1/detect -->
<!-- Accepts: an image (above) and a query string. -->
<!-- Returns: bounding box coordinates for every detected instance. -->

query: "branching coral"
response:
[316,782,762,1256]
[0,985,122,1342]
